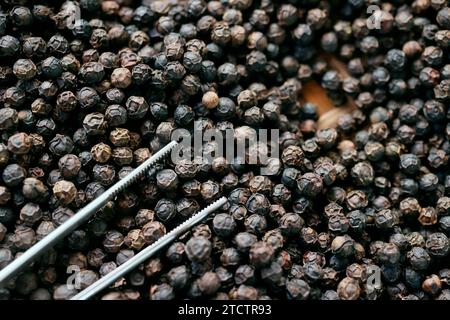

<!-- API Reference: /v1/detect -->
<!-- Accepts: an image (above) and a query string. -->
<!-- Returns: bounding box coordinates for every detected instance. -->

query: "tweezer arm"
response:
[0,141,178,287]
[72,196,228,300]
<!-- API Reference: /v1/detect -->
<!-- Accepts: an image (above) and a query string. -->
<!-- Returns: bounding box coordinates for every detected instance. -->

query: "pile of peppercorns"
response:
[0,0,450,301]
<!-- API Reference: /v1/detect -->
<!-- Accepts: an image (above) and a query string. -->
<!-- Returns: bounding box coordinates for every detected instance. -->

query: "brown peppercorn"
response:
[198,271,221,296]
[103,230,124,253]
[247,31,268,51]
[112,147,133,166]
[101,1,120,15]
[58,154,81,179]
[19,203,42,226]
[144,258,163,278]
[418,207,438,226]
[13,226,36,250]
[133,148,150,165]
[13,59,37,80]
[83,112,107,136]
[402,40,423,57]
[230,25,246,47]
[399,197,421,219]
[281,145,304,167]
[202,91,219,109]
[142,221,166,244]
[69,253,88,270]
[233,284,258,300]
[56,91,77,112]
[109,128,131,147]
[135,209,155,227]
[36,221,55,240]
[337,277,360,300]
[111,67,132,88]
[200,180,221,203]
[0,107,18,130]
[22,178,48,200]
[7,132,32,154]
[129,131,141,149]
[237,90,257,109]
[124,229,146,251]
[211,21,231,45]
[422,274,442,296]
[331,235,355,257]
[0,223,7,242]
[249,241,274,268]
[91,142,112,163]
[53,285,77,300]
[75,270,99,290]
[53,180,77,205]
[436,197,450,215]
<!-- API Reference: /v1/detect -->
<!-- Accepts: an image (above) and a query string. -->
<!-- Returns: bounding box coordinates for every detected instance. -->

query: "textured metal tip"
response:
[71,196,228,300]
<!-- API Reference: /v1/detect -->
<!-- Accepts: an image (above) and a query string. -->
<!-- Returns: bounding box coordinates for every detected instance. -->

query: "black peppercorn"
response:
[168,265,190,291]
[140,221,165,245]
[3,164,27,187]
[407,247,431,271]
[249,241,274,268]
[279,213,303,237]
[0,35,20,57]
[297,173,323,197]
[286,278,310,300]
[351,161,374,186]
[245,193,270,216]
[40,56,63,79]
[185,236,212,262]
[153,198,175,222]
[83,113,107,136]
[53,180,77,205]
[125,96,149,120]
[200,180,221,203]
[7,132,31,155]
[425,233,449,257]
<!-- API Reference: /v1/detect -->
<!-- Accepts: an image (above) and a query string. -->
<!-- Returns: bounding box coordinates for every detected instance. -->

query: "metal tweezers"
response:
[0,140,228,300]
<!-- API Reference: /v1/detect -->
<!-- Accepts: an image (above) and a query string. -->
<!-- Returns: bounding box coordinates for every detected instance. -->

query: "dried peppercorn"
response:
[202,91,219,109]
[186,236,212,262]
[168,265,190,291]
[337,277,360,300]
[249,241,274,268]
[212,214,236,238]
[286,278,310,300]
[154,198,176,222]
[7,132,32,155]
[297,173,323,197]
[19,203,42,226]
[83,113,107,136]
